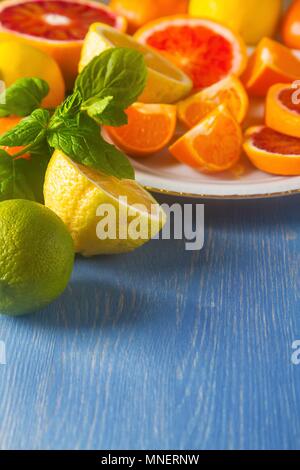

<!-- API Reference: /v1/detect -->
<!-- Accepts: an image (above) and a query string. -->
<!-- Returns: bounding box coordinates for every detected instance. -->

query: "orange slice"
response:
[0,0,127,88]
[134,16,247,90]
[242,37,300,97]
[105,103,177,157]
[266,83,300,138]
[177,75,249,128]
[244,126,300,176]
[169,104,242,173]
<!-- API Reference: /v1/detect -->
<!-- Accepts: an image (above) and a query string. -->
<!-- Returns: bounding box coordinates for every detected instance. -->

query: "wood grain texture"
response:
[0,194,300,450]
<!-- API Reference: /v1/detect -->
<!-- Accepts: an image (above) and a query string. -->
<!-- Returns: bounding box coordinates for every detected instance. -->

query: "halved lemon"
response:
[44,150,166,256]
[79,22,193,103]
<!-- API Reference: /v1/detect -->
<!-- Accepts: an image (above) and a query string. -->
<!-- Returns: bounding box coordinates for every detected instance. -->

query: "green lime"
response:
[0,199,74,316]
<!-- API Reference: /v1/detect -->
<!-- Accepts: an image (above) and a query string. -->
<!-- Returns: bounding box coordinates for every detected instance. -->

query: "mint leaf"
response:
[0,78,49,117]
[51,90,82,123]
[48,112,134,179]
[0,149,49,202]
[86,99,128,126]
[75,48,147,126]
[0,109,50,148]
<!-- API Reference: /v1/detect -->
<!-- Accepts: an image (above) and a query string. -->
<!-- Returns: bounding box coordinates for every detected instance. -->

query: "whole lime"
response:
[0,199,74,316]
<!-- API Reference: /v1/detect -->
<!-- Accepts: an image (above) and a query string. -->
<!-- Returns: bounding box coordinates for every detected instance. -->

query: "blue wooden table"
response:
[0,193,300,450]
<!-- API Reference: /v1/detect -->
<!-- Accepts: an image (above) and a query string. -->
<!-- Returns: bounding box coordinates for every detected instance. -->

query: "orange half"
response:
[169,104,242,173]
[266,83,300,138]
[0,0,127,88]
[135,16,247,90]
[244,125,300,176]
[105,103,177,157]
[177,75,249,128]
[242,37,300,97]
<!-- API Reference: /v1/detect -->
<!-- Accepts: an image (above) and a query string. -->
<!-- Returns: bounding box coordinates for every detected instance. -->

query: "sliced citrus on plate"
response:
[0,41,65,108]
[0,0,127,88]
[44,150,166,256]
[169,104,242,173]
[266,83,300,138]
[243,126,300,176]
[242,37,300,97]
[134,16,247,89]
[105,103,177,157]
[109,0,188,34]
[177,75,249,128]
[79,23,192,104]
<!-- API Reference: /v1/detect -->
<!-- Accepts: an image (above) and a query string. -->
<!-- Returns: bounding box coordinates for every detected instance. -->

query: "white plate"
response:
[131,0,300,200]
[131,96,300,200]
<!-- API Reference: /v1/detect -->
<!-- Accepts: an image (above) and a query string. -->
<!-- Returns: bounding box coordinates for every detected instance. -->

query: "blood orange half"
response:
[244,126,300,176]
[266,83,300,139]
[0,0,127,87]
[134,16,247,90]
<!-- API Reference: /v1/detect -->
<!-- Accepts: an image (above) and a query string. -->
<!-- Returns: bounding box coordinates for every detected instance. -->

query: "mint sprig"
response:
[48,112,135,179]
[0,47,148,202]
[76,48,147,126]
[0,78,49,117]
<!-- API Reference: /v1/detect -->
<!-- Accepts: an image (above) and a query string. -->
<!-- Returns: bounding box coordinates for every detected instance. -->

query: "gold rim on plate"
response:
[144,185,300,200]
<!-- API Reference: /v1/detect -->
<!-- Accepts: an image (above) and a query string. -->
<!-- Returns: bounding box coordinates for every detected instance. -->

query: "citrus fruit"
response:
[242,37,300,97]
[0,0,127,88]
[44,150,166,256]
[266,83,300,139]
[0,115,29,157]
[134,16,247,90]
[244,126,300,175]
[0,199,74,316]
[177,75,249,128]
[169,105,242,173]
[0,41,65,108]
[79,23,192,104]
[105,103,177,157]
[282,0,300,49]
[109,0,188,34]
[189,0,282,45]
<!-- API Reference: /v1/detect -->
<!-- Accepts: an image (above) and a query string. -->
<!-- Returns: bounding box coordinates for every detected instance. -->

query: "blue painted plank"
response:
[0,194,300,450]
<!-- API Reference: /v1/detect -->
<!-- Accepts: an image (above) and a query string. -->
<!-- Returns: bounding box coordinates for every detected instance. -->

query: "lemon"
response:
[189,0,282,45]
[0,41,65,109]
[44,150,166,256]
[79,23,192,104]
[0,199,74,316]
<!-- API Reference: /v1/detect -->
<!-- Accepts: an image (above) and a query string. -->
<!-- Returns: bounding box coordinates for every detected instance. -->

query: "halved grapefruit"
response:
[134,16,247,89]
[244,126,300,176]
[266,83,300,139]
[0,0,127,88]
